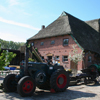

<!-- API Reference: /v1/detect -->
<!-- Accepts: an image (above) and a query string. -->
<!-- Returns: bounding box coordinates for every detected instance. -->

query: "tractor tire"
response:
[34,70,46,85]
[17,76,36,97]
[3,74,17,92]
[50,70,69,92]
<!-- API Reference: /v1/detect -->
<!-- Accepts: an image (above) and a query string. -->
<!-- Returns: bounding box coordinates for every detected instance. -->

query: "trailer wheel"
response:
[84,78,88,85]
[3,74,17,92]
[17,76,36,97]
[50,70,69,92]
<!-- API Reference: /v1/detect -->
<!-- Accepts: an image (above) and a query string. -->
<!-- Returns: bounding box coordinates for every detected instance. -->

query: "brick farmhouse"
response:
[27,11,100,71]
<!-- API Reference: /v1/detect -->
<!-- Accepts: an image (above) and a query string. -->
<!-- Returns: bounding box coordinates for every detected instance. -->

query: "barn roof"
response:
[85,19,100,32]
[28,11,100,54]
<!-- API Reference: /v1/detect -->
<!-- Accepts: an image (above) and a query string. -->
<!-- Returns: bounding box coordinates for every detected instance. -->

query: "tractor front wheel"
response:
[3,74,17,92]
[50,70,69,92]
[17,76,36,97]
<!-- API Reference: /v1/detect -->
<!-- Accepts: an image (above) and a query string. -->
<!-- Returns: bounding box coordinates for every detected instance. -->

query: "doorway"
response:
[70,61,77,76]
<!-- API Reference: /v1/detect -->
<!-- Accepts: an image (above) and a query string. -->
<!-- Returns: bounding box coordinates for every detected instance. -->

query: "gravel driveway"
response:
[0,77,100,100]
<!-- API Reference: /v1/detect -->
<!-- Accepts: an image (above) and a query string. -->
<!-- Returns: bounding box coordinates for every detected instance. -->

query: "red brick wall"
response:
[83,52,96,68]
[31,35,83,70]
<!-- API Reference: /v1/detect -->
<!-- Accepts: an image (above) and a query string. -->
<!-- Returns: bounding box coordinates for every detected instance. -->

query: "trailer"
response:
[70,64,100,85]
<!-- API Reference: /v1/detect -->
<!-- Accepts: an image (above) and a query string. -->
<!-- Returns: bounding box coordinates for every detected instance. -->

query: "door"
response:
[70,61,77,76]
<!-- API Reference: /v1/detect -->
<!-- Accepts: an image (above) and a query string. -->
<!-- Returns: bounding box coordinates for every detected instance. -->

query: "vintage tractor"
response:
[3,43,70,97]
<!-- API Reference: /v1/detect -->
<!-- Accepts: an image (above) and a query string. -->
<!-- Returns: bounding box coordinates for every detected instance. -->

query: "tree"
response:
[0,38,25,50]
[0,43,16,70]
[68,45,84,76]
[68,45,84,64]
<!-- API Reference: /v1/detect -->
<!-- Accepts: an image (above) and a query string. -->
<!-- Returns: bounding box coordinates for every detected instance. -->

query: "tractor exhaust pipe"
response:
[24,42,29,75]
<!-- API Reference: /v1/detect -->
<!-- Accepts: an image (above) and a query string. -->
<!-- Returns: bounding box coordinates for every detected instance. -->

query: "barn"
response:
[27,11,100,72]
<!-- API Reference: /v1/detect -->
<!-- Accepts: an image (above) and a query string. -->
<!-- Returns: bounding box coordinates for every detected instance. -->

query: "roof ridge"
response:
[60,11,67,17]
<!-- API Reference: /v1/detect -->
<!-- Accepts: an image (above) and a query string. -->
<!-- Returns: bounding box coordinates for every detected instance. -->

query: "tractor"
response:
[3,42,70,97]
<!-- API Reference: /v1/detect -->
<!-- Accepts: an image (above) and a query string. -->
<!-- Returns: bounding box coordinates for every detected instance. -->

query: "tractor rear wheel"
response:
[50,70,69,92]
[3,74,17,92]
[17,76,36,97]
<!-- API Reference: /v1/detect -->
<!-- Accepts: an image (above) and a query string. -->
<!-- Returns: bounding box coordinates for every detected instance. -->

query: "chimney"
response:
[42,25,45,29]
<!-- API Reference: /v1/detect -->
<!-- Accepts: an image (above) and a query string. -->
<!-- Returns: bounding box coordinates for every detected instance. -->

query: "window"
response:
[63,39,69,46]
[41,56,44,61]
[31,42,34,46]
[40,42,44,46]
[51,40,55,44]
[55,56,59,60]
[88,56,92,62]
[63,56,68,61]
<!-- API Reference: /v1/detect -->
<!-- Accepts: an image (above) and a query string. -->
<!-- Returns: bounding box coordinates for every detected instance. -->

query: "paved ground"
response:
[0,77,100,100]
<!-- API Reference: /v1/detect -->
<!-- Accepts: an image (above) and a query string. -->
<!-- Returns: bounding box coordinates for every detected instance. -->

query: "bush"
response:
[0,43,16,70]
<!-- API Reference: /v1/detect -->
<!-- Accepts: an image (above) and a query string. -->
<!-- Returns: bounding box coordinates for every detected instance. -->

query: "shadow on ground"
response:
[33,88,96,100]
[0,76,98,100]
[0,88,97,100]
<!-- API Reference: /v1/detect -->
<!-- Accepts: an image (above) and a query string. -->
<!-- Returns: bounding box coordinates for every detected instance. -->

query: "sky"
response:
[0,0,100,42]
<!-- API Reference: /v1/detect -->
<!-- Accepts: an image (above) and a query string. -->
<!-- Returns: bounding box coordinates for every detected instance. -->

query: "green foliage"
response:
[27,44,31,48]
[0,38,25,50]
[0,43,16,70]
[35,48,38,52]
[28,58,35,62]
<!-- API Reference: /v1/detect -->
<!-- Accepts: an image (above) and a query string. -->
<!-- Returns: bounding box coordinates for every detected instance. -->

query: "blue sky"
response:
[0,0,100,42]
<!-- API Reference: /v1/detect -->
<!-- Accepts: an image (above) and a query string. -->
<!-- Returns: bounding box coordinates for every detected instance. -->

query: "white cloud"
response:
[0,17,40,31]
[7,0,20,6]
[0,5,10,13]
[0,32,26,42]
[23,12,32,16]
[0,1,32,17]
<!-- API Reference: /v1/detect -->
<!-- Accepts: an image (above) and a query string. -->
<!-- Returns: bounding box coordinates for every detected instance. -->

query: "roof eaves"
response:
[28,31,72,41]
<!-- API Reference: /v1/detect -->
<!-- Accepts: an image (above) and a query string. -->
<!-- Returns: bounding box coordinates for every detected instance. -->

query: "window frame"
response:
[40,42,44,46]
[63,38,69,46]
[51,40,55,45]
[62,55,68,62]
[31,42,34,46]
[88,56,92,62]
[41,56,44,60]
[55,56,59,60]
